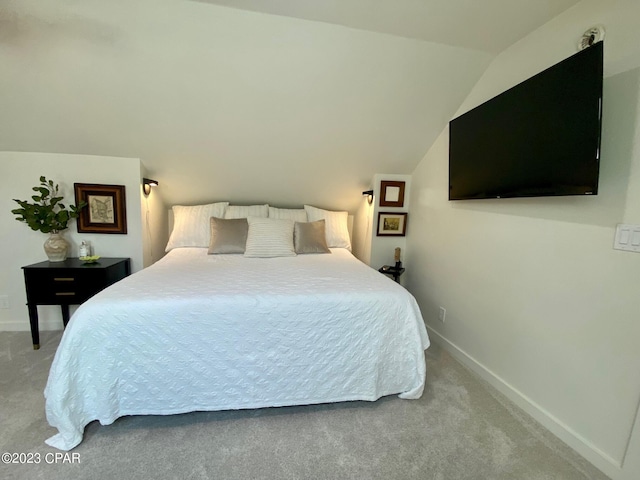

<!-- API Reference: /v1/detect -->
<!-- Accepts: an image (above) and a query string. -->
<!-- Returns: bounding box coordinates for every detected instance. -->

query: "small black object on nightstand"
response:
[379,263,405,283]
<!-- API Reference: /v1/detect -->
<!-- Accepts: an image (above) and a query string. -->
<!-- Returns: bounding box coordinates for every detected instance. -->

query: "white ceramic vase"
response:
[44,232,69,262]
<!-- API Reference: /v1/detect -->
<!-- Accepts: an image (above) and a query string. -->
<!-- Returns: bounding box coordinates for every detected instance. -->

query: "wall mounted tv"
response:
[449,41,603,200]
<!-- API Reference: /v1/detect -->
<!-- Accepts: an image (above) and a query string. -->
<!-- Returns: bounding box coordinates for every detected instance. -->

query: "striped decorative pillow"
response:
[244,217,296,258]
[165,202,229,251]
[268,207,308,222]
[224,204,269,219]
[304,205,351,250]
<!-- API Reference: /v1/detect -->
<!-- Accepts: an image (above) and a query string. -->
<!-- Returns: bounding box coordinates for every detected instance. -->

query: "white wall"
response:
[140,164,168,267]
[406,1,640,479]
[369,174,411,272]
[351,194,374,264]
[353,174,411,276]
[0,152,145,331]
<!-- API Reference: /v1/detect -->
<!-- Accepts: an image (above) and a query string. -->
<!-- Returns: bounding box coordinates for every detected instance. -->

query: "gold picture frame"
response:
[377,212,407,236]
[74,183,127,234]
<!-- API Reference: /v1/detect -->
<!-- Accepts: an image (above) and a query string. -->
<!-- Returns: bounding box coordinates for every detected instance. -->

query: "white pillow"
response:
[244,217,296,258]
[166,202,229,251]
[268,207,308,222]
[224,204,269,219]
[304,205,351,250]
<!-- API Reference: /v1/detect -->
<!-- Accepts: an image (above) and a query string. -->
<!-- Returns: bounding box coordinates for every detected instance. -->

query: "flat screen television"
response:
[449,41,603,200]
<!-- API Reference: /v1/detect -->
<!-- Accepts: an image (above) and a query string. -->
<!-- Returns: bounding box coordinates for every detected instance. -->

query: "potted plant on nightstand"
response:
[11,176,86,262]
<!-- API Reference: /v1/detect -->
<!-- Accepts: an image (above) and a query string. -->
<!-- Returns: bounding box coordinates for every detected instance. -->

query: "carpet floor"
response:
[0,331,609,480]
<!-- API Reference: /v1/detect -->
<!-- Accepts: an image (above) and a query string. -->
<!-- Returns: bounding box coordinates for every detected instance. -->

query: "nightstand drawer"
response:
[24,270,107,304]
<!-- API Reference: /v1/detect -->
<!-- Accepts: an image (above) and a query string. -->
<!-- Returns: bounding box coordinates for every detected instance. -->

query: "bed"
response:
[44,204,430,451]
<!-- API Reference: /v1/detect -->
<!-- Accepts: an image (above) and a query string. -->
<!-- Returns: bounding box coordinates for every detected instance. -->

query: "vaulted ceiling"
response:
[0,0,580,210]
[198,0,580,53]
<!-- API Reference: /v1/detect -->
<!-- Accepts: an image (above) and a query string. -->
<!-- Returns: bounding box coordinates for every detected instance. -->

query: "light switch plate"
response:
[614,224,640,253]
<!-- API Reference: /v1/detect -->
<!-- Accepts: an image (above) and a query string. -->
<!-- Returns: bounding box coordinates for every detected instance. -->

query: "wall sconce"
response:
[143,178,159,196]
[362,189,374,205]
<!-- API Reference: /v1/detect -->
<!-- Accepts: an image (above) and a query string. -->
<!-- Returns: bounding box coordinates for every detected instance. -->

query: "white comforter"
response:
[45,248,429,450]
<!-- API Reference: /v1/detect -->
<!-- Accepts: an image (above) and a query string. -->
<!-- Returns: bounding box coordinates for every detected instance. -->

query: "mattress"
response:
[44,248,429,450]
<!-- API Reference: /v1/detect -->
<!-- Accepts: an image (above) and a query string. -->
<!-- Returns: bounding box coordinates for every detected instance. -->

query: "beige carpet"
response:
[0,331,609,480]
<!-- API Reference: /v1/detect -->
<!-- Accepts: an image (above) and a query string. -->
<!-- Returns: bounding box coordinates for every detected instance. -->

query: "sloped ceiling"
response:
[199,0,580,53]
[0,0,579,211]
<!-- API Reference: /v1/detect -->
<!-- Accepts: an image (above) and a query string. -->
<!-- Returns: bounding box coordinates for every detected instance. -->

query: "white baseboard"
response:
[426,325,621,480]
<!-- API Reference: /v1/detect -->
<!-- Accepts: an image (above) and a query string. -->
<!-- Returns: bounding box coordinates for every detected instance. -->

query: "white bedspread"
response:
[44,248,429,450]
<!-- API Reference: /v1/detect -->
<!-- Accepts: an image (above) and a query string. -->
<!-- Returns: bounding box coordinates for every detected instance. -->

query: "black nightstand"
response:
[22,257,131,349]
[379,265,405,283]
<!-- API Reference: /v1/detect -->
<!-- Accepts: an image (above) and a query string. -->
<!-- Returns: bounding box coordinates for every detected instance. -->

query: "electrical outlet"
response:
[438,306,446,323]
[0,295,9,309]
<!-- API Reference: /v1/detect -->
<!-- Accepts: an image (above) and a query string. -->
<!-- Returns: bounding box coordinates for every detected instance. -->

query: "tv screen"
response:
[449,42,603,200]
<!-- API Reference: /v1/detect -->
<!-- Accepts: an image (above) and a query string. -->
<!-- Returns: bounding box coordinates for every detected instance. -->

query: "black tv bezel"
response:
[448,42,603,201]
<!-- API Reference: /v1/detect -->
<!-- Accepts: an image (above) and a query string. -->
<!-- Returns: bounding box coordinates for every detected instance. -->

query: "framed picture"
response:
[74,183,127,234]
[377,212,407,237]
[379,180,405,207]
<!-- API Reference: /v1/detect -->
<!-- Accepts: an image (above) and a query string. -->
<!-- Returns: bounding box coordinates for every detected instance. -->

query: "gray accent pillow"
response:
[294,220,331,254]
[208,217,248,254]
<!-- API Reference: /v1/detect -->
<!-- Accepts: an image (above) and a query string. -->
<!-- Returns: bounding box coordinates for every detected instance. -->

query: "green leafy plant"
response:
[11,176,86,234]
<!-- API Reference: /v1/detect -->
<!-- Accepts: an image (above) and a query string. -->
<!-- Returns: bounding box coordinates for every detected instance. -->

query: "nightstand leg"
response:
[61,305,70,328]
[27,303,40,350]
